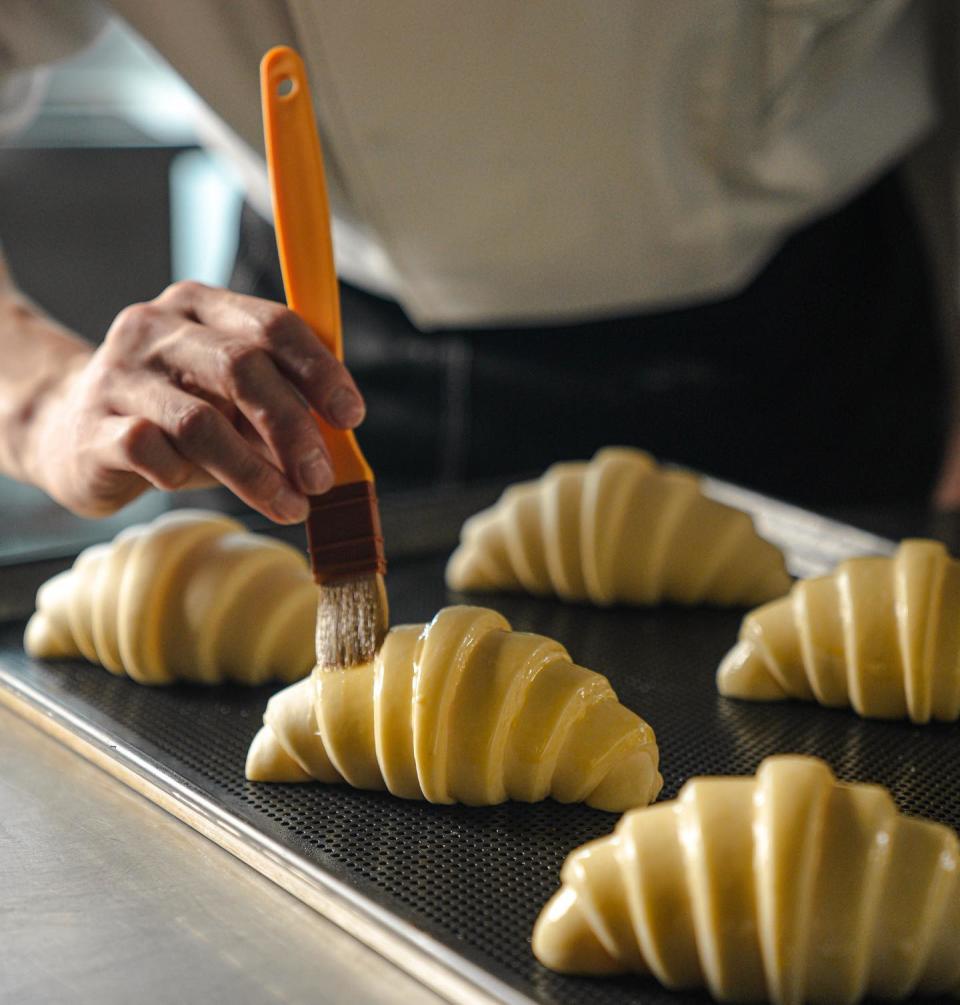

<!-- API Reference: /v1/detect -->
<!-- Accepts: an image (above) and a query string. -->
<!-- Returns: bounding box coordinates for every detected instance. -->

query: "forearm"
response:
[0,262,93,487]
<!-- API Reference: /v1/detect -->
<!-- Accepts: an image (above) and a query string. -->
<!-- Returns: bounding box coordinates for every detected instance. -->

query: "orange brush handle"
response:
[260,45,371,486]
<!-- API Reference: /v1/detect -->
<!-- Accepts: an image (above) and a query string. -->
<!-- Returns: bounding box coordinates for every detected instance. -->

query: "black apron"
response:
[231,170,946,507]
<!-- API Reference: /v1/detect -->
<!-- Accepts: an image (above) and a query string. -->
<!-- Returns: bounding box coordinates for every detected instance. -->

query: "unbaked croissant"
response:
[445,447,790,607]
[533,755,960,1005]
[717,539,960,723]
[24,509,316,685]
[246,605,662,811]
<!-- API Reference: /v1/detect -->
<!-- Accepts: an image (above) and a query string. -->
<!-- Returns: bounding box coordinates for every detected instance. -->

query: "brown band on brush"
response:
[306,481,386,584]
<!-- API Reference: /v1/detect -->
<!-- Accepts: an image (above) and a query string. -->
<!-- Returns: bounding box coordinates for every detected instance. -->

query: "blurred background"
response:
[0,16,242,560]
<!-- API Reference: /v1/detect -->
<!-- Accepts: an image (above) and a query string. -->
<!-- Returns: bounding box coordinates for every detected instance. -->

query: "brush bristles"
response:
[315,573,389,671]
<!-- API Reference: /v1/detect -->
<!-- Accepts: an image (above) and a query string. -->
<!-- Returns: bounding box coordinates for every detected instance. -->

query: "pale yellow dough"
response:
[717,539,960,723]
[445,447,790,607]
[533,755,960,1005]
[246,605,662,811]
[24,510,316,685]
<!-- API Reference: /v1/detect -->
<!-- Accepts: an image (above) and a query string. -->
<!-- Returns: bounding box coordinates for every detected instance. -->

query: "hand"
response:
[29,281,365,523]
[933,419,960,511]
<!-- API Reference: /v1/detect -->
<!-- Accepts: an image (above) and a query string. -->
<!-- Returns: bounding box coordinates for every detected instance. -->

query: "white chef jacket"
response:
[0,0,944,330]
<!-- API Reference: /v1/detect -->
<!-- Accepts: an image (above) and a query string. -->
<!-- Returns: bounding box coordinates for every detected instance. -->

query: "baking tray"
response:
[1,483,957,1005]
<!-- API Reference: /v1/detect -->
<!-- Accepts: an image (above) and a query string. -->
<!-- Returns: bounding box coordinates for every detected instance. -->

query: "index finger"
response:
[157,281,366,428]
[112,374,310,524]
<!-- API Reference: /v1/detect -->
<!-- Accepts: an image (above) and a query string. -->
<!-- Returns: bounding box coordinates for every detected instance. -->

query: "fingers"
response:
[98,415,194,491]
[59,416,180,518]
[156,281,365,428]
[96,282,371,521]
[111,379,310,524]
[157,323,334,494]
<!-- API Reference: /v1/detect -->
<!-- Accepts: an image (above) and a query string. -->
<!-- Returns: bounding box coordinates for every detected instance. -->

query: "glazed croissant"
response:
[246,605,662,811]
[533,755,960,1005]
[24,510,316,685]
[717,539,960,723]
[445,447,790,607]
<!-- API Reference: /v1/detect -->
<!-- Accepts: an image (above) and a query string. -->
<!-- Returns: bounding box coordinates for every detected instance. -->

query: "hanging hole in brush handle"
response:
[277,76,295,98]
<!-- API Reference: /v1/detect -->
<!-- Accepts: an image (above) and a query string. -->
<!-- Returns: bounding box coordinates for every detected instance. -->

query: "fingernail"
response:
[273,486,309,523]
[328,387,365,427]
[298,449,333,494]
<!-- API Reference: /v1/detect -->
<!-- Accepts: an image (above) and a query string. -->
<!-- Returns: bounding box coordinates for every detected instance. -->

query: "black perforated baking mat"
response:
[1,498,958,1005]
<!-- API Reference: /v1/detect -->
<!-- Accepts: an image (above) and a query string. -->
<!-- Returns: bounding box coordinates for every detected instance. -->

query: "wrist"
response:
[7,333,92,491]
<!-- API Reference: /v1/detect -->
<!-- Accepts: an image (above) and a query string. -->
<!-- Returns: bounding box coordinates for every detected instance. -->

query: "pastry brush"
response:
[260,45,387,670]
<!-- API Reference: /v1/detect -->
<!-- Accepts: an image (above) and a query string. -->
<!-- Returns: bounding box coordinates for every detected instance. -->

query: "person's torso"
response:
[14,0,941,327]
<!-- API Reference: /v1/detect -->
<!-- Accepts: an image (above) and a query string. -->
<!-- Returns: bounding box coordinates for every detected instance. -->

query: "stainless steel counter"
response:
[0,704,442,1005]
